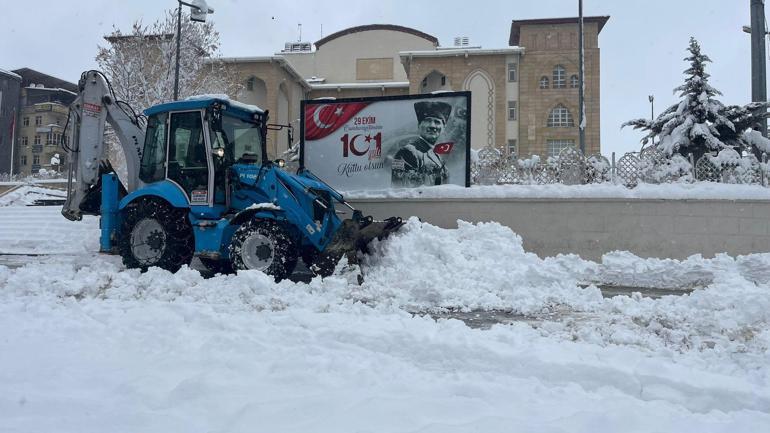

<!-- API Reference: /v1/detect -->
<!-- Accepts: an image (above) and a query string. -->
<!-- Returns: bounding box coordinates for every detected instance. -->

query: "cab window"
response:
[139,113,167,183]
[167,111,210,203]
[210,114,263,165]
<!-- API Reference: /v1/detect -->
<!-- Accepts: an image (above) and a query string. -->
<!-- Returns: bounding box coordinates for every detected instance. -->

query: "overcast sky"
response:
[0,0,760,156]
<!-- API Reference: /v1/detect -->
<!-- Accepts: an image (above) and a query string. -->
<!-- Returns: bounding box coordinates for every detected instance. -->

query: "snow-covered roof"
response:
[0,68,22,80]
[309,81,409,90]
[208,55,310,90]
[26,86,77,96]
[400,47,524,58]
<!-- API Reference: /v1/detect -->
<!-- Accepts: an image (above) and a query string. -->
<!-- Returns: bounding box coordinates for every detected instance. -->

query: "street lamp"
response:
[648,95,655,145]
[174,0,215,101]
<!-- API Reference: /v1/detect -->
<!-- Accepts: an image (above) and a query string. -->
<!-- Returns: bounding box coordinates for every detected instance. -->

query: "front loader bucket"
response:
[312,213,404,277]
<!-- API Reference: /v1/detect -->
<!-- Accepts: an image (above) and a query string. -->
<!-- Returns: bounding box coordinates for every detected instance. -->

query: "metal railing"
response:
[471,146,770,187]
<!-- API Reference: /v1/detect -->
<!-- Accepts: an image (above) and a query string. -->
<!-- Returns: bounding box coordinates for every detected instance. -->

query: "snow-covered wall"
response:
[349,197,770,260]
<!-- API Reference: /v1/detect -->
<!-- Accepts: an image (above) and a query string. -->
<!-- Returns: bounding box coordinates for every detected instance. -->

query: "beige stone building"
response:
[220,18,608,159]
[513,17,607,158]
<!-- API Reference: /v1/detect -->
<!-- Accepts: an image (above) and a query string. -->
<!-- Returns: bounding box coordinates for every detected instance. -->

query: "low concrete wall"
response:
[347,198,770,261]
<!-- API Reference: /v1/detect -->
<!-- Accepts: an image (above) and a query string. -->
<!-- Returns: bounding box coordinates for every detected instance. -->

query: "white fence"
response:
[471,146,770,187]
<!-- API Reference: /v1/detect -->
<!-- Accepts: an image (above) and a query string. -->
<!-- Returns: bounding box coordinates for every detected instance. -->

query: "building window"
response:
[507,101,517,121]
[35,116,42,126]
[34,135,41,145]
[421,77,428,88]
[21,136,28,146]
[547,139,575,158]
[570,74,579,88]
[33,155,40,165]
[539,76,549,89]
[441,76,446,86]
[552,65,566,88]
[507,139,518,156]
[21,155,27,165]
[508,63,518,82]
[23,117,29,127]
[547,104,574,127]
[246,77,255,91]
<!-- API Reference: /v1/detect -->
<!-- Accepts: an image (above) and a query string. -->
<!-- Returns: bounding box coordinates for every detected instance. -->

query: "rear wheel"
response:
[118,199,194,272]
[229,219,298,280]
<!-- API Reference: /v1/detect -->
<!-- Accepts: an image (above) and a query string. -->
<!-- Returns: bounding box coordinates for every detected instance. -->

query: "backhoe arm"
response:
[62,71,146,221]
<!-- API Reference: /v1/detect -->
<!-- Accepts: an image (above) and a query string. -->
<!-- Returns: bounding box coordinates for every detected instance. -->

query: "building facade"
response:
[513,17,606,158]
[214,56,310,158]
[220,18,607,159]
[10,68,77,176]
[0,69,22,174]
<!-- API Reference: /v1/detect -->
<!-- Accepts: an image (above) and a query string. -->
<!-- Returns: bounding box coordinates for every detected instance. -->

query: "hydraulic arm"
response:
[61,71,146,221]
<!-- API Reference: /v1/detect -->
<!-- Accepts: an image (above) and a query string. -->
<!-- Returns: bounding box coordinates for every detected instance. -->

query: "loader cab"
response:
[139,98,267,209]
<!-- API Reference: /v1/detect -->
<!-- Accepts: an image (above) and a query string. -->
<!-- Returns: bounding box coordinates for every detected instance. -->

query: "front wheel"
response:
[228,219,298,280]
[118,198,194,272]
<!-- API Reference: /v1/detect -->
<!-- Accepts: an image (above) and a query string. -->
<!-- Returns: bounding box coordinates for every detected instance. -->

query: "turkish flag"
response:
[304,102,369,140]
[433,142,454,154]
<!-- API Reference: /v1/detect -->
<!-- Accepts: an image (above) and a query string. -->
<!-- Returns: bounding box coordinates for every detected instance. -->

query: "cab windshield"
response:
[210,112,264,165]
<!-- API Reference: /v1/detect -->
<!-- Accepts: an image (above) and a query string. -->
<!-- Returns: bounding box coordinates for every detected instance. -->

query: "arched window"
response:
[552,65,566,88]
[570,74,579,88]
[246,77,256,91]
[539,76,550,89]
[547,104,574,127]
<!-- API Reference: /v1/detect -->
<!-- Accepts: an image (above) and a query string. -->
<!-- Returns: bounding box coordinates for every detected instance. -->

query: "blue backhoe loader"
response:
[61,71,401,279]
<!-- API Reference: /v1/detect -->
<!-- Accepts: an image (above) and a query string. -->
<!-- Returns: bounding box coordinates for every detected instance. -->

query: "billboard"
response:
[300,92,471,190]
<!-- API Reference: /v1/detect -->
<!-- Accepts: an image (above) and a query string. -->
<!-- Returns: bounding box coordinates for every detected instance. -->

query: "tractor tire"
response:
[118,198,194,273]
[199,257,233,275]
[228,219,298,280]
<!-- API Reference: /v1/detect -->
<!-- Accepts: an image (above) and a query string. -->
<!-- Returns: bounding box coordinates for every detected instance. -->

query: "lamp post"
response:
[648,95,654,145]
[173,0,215,101]
[577,0,585,154]
[744,0,768,138]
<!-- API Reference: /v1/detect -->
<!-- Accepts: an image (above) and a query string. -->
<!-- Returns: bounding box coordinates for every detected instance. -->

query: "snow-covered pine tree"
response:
[624,37,770,162]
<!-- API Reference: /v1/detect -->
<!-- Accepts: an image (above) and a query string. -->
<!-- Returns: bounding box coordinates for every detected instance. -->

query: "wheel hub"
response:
[241,233,274,270]
[130,218,166,265]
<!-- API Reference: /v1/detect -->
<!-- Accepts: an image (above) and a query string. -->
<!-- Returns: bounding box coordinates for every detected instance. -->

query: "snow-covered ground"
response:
[1,188,769,432]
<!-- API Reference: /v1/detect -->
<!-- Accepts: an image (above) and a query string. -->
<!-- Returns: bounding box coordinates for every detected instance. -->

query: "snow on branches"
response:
[95,9,240,113]
[623,37,770,160]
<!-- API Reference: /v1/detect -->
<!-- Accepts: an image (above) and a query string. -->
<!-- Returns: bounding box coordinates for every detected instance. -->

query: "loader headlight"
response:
[213,147,225,158]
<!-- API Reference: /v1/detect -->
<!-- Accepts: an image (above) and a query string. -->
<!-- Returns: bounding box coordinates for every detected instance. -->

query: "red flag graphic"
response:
[304,102,369,140]
[433,142,454,154]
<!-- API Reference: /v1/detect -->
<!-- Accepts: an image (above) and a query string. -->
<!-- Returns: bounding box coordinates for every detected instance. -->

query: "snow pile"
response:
[360,218,600,312]
[186,94,263,113]
[2,217,769,363]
